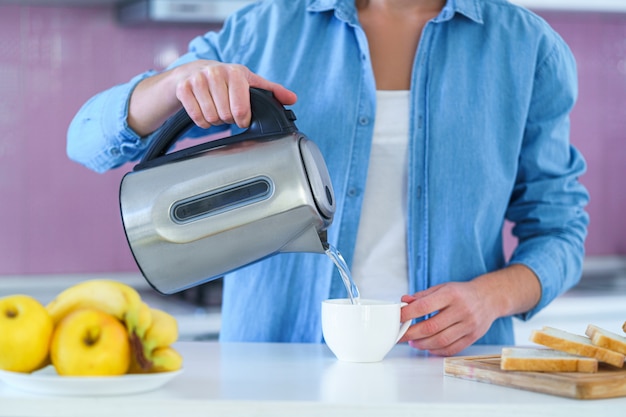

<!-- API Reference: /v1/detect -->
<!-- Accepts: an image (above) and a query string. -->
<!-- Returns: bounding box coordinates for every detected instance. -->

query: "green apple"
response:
[51,308,131,376]
[0,294,54,373]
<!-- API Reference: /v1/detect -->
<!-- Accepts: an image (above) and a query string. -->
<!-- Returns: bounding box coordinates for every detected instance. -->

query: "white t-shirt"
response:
[351,90,410,302]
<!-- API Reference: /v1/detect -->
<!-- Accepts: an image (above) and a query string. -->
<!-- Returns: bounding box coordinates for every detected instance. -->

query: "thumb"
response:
[401,294,417,303]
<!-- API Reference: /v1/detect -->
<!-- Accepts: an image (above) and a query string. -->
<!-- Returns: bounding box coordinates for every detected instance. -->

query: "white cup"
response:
[321,299,411,363]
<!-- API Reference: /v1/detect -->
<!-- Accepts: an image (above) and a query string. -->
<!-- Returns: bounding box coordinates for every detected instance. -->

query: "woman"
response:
[67,0,589,356]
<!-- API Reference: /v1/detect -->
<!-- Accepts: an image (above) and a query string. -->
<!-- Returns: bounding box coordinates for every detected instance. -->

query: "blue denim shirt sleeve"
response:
[66,71,157,173]
[506,36,589,320]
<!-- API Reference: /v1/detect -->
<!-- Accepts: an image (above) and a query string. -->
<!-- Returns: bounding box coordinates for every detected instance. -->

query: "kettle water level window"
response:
[171,177,273,223]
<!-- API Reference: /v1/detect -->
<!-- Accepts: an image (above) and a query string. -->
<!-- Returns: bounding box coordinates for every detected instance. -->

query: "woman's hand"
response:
[398,264,541,356]
[173,60,297,129]
[128,60,297,136]
[398,280,497,357]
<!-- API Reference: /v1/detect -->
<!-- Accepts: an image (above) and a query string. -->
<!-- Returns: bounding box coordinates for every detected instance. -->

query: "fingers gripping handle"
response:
[134,88,299,171]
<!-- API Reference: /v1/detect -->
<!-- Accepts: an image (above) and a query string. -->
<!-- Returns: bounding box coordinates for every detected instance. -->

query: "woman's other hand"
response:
[398,264,540,356]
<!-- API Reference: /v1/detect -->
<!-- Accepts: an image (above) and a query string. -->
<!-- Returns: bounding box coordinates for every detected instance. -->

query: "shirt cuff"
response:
[509,235,584,322]
[68,70,157,173]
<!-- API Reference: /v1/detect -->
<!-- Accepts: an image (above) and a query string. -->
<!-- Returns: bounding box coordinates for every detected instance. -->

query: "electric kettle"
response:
[119,88,336,294]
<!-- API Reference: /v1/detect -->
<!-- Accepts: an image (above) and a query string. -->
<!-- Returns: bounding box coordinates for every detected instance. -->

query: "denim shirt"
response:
[67,0,589,345]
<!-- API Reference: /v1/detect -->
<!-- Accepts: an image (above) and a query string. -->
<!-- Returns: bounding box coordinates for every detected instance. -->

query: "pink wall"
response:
[0,5,624,275]
[552,11,626,258]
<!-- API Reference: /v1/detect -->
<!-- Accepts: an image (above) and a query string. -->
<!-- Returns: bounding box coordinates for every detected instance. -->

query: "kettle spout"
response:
[319,230,330,251]
[280,226,329,255]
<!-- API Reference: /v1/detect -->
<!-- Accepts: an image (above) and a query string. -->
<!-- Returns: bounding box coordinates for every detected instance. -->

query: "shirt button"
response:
[109,148,121,156]
[358,116,369,125]
[347,188,358,197]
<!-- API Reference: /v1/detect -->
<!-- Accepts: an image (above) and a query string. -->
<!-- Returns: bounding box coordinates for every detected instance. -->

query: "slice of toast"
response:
[585,324,626,355]
[530,326,625,368]
[500,347,598,373]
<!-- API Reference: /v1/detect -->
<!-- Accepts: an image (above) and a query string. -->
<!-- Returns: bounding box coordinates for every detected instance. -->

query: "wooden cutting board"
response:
[444,354,626,400]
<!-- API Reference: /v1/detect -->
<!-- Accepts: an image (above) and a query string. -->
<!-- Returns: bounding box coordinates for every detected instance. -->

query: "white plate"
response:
[0,366,183,396]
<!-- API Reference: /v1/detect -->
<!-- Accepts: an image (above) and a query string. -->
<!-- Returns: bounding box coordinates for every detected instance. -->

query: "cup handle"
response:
[396,302,411,342]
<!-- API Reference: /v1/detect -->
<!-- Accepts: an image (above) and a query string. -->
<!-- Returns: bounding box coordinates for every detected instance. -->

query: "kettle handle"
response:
[133,88,299,171]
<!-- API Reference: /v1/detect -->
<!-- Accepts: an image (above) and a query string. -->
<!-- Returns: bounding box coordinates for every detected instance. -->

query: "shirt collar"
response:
[307,0,358,24]
[307,0,483,25]
[439,0,483,24]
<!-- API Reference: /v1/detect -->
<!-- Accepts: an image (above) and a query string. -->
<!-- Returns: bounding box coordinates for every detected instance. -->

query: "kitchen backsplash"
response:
[0,5,624,275]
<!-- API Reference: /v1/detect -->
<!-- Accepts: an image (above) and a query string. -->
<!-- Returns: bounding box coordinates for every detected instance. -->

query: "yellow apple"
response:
[50,308,131,376]
[0,294,54,373]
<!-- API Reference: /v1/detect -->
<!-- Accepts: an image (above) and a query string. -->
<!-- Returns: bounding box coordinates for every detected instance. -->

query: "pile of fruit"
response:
[0,279,182,376]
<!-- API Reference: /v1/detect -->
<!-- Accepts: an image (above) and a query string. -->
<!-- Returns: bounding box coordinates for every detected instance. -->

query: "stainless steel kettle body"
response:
[119,89,336,294]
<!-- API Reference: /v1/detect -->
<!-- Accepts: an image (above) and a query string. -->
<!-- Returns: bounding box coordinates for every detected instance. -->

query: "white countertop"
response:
[1,342,624,417]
